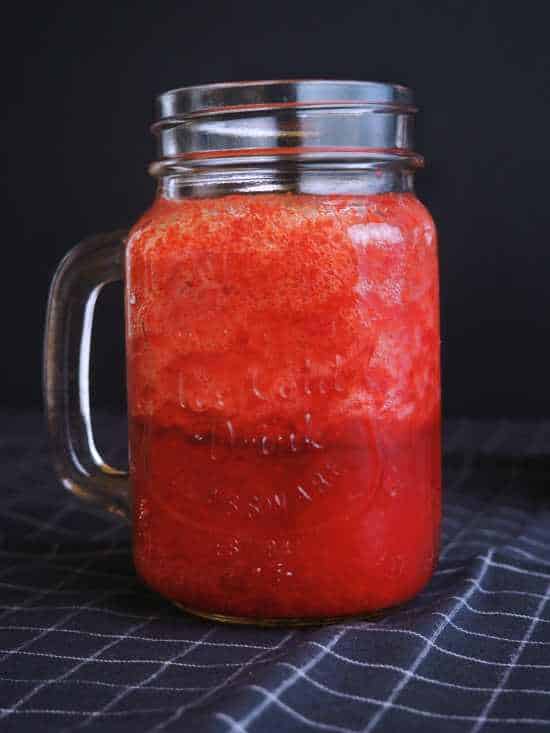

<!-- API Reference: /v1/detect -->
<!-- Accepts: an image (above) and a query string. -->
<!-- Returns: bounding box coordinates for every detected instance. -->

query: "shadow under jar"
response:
[45,80,441,625]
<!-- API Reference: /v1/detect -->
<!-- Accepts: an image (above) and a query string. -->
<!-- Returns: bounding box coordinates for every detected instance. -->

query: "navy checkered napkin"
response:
[0,414,549,732]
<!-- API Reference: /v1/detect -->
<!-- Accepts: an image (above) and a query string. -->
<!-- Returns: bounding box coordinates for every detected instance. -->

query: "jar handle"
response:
[43,231,130,519]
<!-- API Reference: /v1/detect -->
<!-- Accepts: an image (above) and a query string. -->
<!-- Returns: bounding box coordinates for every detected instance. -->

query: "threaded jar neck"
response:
[150,80,423,197]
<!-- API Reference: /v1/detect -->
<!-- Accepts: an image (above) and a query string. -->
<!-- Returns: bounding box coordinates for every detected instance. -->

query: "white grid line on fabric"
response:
[277,660,550,697]
[431,612,550,646]
[419,589,550,617]
[486,557,550,581]
[3,669,548,701]
[0,624,276,649]
[469,579,550,733]
[434,552,550,581]
[1,676,210,692]
[477,528,516,540]
[219,629,347,733]
[434,565,467,576]
[342,593,548,630]
[324,625,550,669]
[0,706,549,727]
[444,537,550,567]
[0,624,275,649]
[508,545,550,568]
[0,648,299,670]
[148,631,296,733]
[442,597,550,624]
[73,628,216,730]
[0,708,204,717]
[0,615,157,721]
[521,535,550,552]
[422,578,543,610]
[445,540,506,553]
[315,635,550,673]
[421,575,550,601]
[444,541,549,560]
[0,604,158,620]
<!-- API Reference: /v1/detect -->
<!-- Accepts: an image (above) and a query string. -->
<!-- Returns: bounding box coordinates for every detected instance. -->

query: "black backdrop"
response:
[6,1,550,417]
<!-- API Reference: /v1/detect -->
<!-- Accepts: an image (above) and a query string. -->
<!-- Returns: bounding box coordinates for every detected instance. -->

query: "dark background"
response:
[6,1,550,417]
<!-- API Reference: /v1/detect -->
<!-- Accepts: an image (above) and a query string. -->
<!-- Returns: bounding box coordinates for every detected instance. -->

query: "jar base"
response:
[172,602,391,627]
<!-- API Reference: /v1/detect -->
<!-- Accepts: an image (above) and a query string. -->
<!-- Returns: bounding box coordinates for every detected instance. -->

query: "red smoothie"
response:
[125,192,441,620]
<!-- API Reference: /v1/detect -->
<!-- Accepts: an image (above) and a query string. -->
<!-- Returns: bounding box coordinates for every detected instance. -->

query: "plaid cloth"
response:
[0,413,549,732]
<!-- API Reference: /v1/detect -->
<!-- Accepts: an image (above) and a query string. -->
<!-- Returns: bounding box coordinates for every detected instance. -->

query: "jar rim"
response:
[155,79,416,120]
[152,79,421,167]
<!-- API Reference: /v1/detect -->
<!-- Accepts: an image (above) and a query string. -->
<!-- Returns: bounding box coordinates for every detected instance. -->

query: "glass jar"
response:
[44,80,441,624]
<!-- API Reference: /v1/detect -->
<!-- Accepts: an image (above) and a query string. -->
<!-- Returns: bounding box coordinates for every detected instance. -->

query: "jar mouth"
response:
[154,79,416,118]
[151,79,422,169]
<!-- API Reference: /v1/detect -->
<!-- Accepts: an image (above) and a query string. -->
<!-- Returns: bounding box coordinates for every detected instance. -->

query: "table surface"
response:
[0,414,549,733]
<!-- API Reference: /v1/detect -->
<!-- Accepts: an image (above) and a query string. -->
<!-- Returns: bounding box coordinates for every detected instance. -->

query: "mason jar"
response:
[44,80,441,624]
